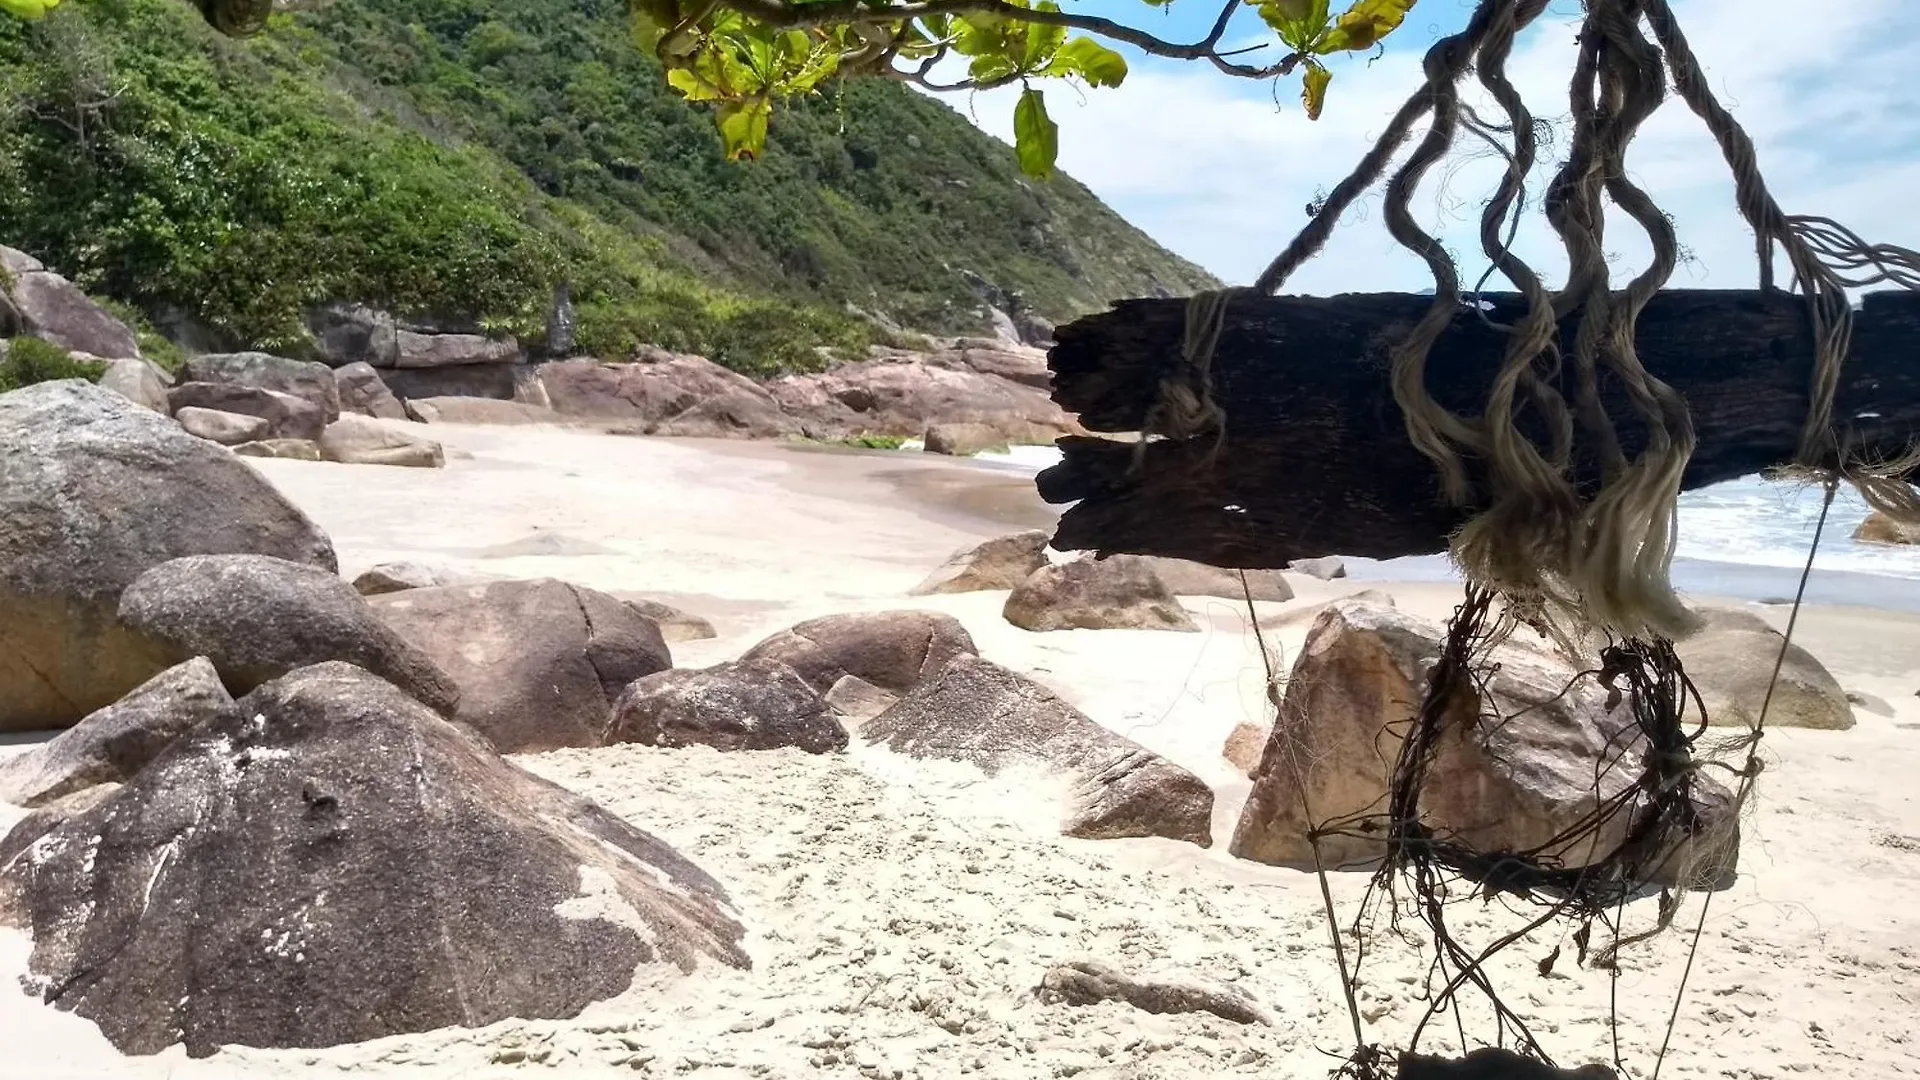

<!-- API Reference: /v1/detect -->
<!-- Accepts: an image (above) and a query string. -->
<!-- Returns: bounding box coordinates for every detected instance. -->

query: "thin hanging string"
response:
[1651,476,1838,1080]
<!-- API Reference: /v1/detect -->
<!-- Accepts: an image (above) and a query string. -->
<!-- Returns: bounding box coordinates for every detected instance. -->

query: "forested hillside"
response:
[0,0,1215,373]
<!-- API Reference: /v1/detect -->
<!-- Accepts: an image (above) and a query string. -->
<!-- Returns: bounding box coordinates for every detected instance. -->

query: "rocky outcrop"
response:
[914,340,1051,390]
[317,414,445,468]
[350,562,498,596]
[1139,557,1294,603]
[770,358,1072,444]
[377,362,523,402]
[0,381,335,731]
[334,361,408,419]
[537,351,801,439]
[618,597,719,643]
[0,658,232,808]
[824,675,896,723]
[1854,511,1920,545]
[167,382,326,441]
[117,554,459,716]
[1229,600,1740,887]
[1222,720,1269,778]
[1034,959,1267,1025]
[911,531,1053,595]
[0,662,748,1058]
[864,656,1214,845]
[175,405,270,446]
[1003,556,1199,633]
[1675,617,1853,730]
[393,329,520,368]
[0,245,141,359]
[608,659,849,754]
[403,396,564,425]
[739,610,977,701]
[180,352,341,422]
[923,422,1008,456]
[368,579,671,752]
[1288,556,1348,580]
[232,439,323,461]
[305,303,397,367]
[97,358,170,414]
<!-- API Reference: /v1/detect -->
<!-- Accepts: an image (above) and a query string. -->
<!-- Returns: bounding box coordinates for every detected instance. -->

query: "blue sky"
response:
[942,0,1920,295]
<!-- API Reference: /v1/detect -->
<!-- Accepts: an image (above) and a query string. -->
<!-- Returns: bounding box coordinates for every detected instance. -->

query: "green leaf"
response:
[1012,86,1058,179]
[666,67,722,102]
[1316,0,1416,53]
[0,0,62,19]
[1301,59,1331,120]
[716,98,771,161]
[1253,0,1330,50]
[1050,37,1128,88]
[1022,1,1067,69]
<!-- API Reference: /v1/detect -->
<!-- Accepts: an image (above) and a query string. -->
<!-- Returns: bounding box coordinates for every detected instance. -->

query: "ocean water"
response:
[963,445,1920,611]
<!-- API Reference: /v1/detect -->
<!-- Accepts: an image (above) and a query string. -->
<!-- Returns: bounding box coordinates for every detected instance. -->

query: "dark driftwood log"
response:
[1039,290,1920,567]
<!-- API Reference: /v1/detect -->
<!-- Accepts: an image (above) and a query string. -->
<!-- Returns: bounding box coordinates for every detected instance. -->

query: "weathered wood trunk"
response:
[1040,290,1920,567]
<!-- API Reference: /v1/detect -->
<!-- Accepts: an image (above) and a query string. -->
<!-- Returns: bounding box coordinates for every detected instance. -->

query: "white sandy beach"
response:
[3,422,1917,1080]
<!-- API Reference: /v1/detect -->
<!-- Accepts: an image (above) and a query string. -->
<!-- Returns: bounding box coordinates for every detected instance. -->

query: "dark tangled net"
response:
[1308,585,1742,1080]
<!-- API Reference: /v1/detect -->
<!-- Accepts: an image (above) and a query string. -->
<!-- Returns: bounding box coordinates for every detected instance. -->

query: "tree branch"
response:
[718,0,1302,78]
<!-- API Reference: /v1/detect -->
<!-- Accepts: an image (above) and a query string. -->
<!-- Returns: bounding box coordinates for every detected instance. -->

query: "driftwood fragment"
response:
[1041,290,1920,567]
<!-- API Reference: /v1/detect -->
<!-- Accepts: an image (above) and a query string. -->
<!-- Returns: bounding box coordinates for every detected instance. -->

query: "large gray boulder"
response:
[1003,556,1199,633]
[333,361,407,419]
[232,438,323,461]
[96,358,170,414]
[0,662,748,1058]
[864,656,1214,845]
[922,422,1008,457]
[117,554,459,716]
[1675,618,1853,731]
[0,246,140,359]
[175,405,270,446]
[0,658,232,808]
[0,381,335,731]
[739,610,978,700]
[369,579,671,752]
[378,363,523,402]
[769,358,1074,444]
[404,396,566,425]
[1139,557,1293,603]
[617,596,719,643]
[167,382,326,441]
[350,562,499,596]
[305,303,397,367]
[393,329,520,368]
[180,352,341,422]
[918,341,1051,390]
[1854,511,1920,545]
[536,351,800,439]
[1229,601,1740,888]
[608,659,849,754]
[316,414,444,468]
[911,531,1053,595]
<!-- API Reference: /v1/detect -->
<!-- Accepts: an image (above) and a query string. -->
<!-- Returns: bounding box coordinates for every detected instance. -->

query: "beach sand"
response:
[2,423,1917,1079]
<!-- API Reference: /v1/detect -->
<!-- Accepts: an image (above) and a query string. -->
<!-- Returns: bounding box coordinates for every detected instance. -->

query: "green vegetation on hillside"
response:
[0,0,1214,374]
[0,335,103,390]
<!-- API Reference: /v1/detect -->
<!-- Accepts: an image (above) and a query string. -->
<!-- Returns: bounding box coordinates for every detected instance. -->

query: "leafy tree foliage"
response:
[631,1,1420,171]
[0,0,1213,374]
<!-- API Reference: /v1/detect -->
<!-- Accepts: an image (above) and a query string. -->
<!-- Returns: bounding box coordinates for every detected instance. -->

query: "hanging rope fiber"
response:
[1161,0,1920,642]
[1156,1,1920,1077]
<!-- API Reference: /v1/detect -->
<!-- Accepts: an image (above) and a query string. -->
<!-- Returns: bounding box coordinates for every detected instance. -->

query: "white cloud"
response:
[944,0,1920,294]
